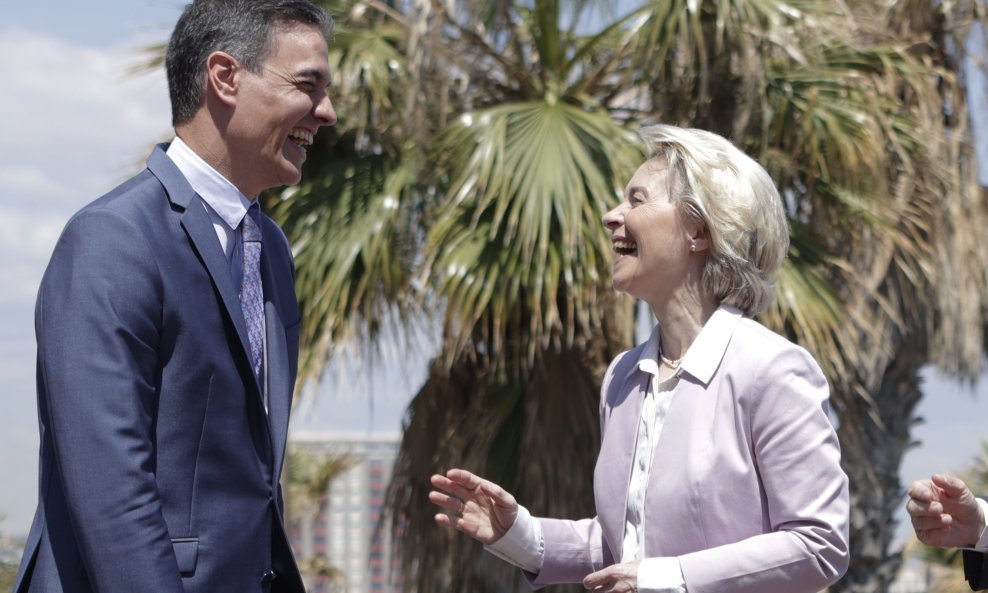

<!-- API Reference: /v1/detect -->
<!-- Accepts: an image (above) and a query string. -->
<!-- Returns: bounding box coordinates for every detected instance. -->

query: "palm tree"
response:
[264,1,988,591]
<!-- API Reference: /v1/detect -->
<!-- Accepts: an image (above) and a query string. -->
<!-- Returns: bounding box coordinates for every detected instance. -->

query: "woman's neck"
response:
[649,292,719,361]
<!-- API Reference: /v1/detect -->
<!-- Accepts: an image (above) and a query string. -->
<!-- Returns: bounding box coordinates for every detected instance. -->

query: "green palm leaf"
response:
[423,101,641,365]
[269,138,421,384]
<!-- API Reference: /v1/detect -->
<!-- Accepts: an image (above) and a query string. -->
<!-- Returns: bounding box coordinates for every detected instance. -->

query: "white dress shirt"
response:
[487,325,688,592]
[166,137,255,259]
[974,499,988,550]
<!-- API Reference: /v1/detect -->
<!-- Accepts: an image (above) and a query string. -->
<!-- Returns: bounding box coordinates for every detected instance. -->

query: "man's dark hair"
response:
[165,0,333,126]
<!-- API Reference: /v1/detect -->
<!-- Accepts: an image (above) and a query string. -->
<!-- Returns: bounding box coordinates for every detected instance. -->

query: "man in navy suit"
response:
[13,1,336,591]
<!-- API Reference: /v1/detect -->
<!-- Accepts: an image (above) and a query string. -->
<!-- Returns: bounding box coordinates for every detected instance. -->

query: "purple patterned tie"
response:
[240,203,264,380]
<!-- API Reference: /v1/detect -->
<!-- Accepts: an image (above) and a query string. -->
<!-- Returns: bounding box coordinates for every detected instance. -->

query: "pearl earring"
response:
[690,243,696,252]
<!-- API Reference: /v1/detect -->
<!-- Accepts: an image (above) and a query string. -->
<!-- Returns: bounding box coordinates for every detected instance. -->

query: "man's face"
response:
[230,23,336,197]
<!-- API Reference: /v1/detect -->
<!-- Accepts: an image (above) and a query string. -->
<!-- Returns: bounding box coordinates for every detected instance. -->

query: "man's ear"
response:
[205,51,240,106]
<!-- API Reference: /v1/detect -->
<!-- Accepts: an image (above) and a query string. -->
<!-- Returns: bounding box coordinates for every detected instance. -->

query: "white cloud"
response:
[0,28,171,209]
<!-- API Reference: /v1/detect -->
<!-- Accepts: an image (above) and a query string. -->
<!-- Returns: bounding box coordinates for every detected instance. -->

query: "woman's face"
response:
[602,157,699,304]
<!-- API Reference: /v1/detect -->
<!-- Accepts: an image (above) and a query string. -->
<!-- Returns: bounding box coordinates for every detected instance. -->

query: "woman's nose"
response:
[602,205,624,229]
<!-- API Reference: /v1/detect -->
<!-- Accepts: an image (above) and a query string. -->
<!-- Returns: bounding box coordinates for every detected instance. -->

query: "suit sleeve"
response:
[964,550,988,591]
[677,345,850,593]
[37,209,184,592]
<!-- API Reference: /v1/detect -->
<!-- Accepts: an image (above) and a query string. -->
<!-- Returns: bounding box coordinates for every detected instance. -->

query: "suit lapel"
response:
[597,358,646,559]
[147,145,258,394]
[182,202,257,384]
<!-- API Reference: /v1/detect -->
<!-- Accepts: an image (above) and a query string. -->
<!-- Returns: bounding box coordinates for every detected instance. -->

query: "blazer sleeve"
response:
[36,209,184,593]
[964,550,988,590]
[677,344,850,593]
[522,517,608,587]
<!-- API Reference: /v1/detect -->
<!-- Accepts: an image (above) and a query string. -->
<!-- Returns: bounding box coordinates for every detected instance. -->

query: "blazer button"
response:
[261,570,277,584]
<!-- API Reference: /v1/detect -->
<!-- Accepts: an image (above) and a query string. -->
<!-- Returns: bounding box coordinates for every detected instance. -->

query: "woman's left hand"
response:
[583,561,640,592]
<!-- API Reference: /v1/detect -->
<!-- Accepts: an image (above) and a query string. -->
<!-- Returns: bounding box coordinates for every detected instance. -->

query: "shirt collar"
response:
[630,304,744,385]
[166,136,254,231]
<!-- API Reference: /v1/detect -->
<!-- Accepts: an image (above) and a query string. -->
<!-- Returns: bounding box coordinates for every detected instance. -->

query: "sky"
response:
[1,2,987,559]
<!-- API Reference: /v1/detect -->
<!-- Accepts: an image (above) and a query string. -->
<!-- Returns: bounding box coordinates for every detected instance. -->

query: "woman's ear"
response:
[688,222,710,254]
[205,51,240,106]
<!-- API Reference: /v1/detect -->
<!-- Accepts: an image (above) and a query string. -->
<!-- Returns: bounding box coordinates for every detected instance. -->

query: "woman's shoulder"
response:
[732,316,809,358]
[722,317,825,385]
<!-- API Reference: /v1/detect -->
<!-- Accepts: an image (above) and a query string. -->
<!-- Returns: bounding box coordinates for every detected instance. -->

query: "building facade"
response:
[289,432,403,593]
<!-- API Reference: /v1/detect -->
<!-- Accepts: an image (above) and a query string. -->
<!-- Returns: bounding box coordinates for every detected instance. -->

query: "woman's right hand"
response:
[429,468,519,545]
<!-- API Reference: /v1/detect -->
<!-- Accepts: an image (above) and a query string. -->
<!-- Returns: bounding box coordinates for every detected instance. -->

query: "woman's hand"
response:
[429,468,518,545]
[583,561,640,592]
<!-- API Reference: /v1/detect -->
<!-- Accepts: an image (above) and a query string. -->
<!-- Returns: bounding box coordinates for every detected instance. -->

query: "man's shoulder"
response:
[64,166,172,231]
[87,167,164,211]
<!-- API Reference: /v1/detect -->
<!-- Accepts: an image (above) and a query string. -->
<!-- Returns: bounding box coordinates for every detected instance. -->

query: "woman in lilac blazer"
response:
[430,125,850,593]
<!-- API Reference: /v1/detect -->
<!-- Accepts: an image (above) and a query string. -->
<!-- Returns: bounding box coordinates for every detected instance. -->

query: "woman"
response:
[429,125,850,593]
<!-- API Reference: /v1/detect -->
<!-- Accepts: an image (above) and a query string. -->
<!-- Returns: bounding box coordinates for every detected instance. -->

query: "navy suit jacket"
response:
[14,144,305,593]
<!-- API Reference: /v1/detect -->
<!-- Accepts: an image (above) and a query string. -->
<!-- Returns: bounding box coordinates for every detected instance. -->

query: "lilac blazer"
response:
[531,306,850,593]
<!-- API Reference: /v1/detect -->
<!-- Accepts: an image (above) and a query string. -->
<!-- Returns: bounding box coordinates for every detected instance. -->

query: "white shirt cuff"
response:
[638,557,687,593]
[484,504,544,573]
[974,498,988,551]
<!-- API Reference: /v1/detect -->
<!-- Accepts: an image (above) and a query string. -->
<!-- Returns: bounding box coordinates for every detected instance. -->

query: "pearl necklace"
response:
[659,352,683,368]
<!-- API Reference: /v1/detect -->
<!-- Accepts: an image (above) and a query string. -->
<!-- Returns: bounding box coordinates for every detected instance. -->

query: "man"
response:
[907,474,988,590]
[13,1,336,591]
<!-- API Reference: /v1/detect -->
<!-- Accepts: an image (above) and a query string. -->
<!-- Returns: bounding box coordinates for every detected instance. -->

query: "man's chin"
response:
[277,162,304,188]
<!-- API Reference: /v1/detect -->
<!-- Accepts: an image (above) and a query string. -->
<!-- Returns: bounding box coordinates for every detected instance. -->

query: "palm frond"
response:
[422,101,641,368]
[269,137,422,385]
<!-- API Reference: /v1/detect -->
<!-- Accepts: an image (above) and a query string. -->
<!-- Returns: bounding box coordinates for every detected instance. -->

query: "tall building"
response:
[289,432,403,593]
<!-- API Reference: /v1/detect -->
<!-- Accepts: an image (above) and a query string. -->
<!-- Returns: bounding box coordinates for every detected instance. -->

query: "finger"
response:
[932,473,970,498]
[431,474,486,511]
[583,567,614,589]
[438,480,490,504]
[912,513,953,531]
[445,468,484,489]
[432,470,485,501]
[478,480,517,507]
[906,480,937,502]
[906,497,944,517]
[428,490,465,515]
[431,472,469,494]
[434,512,455,528]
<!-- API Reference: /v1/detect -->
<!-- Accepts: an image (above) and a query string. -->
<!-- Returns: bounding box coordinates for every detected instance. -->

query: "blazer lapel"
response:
[147,145,256,391]
[596,357,647,559]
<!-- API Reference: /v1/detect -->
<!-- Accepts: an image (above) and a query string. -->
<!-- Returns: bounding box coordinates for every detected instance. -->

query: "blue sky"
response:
[1,1,987,556]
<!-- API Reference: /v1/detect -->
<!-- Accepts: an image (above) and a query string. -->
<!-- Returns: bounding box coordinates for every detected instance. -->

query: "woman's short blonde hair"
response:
[639,125,789,316]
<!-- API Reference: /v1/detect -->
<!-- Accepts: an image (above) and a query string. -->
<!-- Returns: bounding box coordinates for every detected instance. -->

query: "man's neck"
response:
[174,121,247,197]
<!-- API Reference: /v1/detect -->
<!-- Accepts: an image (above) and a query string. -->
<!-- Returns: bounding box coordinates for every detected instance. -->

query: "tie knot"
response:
[242,203,262,242]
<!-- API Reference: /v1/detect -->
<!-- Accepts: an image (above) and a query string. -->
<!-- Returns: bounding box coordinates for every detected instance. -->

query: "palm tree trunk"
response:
[831,341,927,593]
